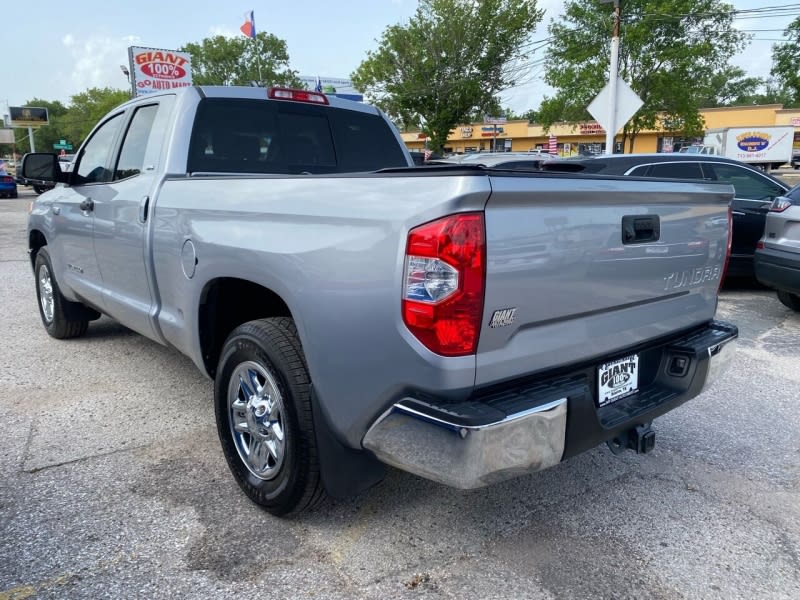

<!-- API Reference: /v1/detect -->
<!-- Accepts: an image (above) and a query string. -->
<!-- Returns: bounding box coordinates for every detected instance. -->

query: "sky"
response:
[1,0,798,118]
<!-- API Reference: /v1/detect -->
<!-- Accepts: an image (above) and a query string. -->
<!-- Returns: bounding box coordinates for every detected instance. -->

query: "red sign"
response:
[579,122,605,135]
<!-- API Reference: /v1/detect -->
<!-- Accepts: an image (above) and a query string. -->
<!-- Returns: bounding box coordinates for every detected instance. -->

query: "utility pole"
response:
[602,0,621,155]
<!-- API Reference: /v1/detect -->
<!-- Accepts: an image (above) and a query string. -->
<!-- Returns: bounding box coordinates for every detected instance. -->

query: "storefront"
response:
[401,104,800,156]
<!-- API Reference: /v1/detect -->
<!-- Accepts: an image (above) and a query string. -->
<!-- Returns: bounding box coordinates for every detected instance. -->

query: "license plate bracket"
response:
[597,354,639,407]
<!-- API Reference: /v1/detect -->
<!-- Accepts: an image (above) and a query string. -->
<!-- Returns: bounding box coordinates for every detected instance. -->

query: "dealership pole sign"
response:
[128,46,193,97]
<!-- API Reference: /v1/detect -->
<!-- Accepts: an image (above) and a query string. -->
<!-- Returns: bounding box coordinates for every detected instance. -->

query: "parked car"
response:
[790,152,800,170]
[754,185,800,310]
[0,173,18,198]
[542,153,790,279]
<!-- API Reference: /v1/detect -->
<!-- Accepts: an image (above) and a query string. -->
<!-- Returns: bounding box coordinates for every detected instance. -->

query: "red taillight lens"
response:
[1,176,13,183]
[719,206,733,292]
[268,87,329,105]
[402,213,486,356]
[770,196,793,212]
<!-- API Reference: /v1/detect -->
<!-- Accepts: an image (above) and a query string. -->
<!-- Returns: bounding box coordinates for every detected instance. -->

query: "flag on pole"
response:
[240,11,256,39]
[314,76,323,93]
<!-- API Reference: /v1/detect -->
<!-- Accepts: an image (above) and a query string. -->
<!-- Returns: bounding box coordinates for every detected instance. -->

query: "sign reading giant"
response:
[128,46,193,97]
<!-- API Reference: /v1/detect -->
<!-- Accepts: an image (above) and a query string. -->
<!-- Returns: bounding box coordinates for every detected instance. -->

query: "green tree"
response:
[696,67,766,108]
[180,32,302,88]
[540,0,748,152]
[12,99,69,155]
[59,88,131,148]
[351,0,544,153]
[771,16,800,106]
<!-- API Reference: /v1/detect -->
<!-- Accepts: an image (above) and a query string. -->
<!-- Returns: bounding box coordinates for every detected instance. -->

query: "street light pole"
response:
[604,0,621,155]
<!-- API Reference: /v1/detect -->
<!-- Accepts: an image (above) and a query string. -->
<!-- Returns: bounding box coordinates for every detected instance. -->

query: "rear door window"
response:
[114,104,159,181]
[188,98,408,174]
[701,163,785,200]
[646,162,704,180]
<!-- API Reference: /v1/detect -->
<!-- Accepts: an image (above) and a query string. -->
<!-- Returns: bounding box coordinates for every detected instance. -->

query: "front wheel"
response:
[214,317,324,516]
[777,290,800,311]
[34,247,90,339]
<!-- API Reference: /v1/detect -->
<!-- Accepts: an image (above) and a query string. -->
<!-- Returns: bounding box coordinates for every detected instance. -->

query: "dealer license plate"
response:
[597,354,639,407]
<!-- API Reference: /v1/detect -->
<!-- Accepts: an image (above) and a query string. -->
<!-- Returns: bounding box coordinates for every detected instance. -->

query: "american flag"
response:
[548,134,558,155]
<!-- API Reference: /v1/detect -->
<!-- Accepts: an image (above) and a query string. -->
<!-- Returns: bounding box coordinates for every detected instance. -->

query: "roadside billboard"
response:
[128,46,193,97]
[8,107,49,128]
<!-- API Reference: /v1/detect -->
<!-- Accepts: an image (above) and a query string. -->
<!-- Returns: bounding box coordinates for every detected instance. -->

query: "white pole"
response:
[28,126,35,153]
[605,1,621,155]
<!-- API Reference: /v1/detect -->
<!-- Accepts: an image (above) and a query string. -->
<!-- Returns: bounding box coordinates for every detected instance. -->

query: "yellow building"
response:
[401,104,800,156]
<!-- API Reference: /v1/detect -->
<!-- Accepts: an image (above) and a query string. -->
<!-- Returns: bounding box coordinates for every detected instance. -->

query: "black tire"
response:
[11,190,18,198]
[34,247,90,339]
[214,317,324,516]
[777,290,800,311]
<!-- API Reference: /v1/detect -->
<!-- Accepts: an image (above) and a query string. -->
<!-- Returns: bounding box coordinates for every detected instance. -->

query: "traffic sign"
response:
[52,142,73,150]
[587,76,643,135]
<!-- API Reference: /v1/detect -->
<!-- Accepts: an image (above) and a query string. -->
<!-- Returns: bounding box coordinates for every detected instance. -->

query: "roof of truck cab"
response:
[114,85,382,116]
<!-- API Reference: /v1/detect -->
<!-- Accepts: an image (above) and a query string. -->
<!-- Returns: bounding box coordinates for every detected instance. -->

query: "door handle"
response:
[731,210,746,216]
[138,195,150,223]
[79,198,94,212]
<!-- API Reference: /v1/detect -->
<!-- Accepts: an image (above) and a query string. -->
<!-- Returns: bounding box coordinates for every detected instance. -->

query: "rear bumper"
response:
[755,247,800,295]
[363,320,737,489]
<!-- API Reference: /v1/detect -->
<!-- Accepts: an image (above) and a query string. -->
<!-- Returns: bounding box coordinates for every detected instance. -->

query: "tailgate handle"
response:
[622,215,660,244]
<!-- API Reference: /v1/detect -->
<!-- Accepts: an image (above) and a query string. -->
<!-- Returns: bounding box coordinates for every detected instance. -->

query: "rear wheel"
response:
[34,247,90,339]
[777,290,800,311]
[214,317,324,516]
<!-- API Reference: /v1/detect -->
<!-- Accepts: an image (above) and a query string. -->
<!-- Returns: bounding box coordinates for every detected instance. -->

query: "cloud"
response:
[208,25,239,38]
[58,34,142,96]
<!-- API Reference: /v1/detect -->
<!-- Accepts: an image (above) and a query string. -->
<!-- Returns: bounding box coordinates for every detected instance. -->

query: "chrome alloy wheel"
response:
[38,264,55,323]
[228,361,286,480]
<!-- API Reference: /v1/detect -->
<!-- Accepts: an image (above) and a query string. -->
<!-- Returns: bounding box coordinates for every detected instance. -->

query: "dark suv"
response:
[542,154,790,279]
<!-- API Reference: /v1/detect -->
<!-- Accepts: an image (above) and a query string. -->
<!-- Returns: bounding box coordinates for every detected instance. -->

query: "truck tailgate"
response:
[476,174,732,386]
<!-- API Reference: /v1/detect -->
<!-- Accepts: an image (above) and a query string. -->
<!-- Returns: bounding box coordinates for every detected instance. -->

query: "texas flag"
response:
[240,11,256,39]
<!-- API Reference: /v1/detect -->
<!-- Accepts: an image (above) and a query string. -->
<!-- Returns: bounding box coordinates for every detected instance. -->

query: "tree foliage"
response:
[9,88,130,155]
[771,16,800,106]
[351,0,544,153]
[180,32,302,88]
[540,0,748,151]
[695,67,765,108]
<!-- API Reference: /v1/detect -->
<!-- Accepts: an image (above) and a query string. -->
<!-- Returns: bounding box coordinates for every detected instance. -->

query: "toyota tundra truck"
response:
[22,86,738,516]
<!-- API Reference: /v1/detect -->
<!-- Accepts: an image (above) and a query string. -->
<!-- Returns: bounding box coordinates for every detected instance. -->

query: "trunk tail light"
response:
[268,87,329,105]
[719,206,733,292]
[402,213,486,356]
[770,196,793,213]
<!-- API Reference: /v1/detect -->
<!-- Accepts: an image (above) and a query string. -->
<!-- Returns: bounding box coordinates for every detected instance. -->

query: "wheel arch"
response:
[197,277,294,378]
[29,229,48,271]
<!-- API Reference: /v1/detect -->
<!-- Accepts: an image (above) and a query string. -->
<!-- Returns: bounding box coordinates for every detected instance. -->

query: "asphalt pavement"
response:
[1,187,799,599]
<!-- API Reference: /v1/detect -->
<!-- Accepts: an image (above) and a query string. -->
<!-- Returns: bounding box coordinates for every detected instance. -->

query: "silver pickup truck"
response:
[23,86,738,516]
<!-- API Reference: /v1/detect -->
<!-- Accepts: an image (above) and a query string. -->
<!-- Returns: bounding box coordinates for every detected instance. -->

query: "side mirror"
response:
[21,153,67,184]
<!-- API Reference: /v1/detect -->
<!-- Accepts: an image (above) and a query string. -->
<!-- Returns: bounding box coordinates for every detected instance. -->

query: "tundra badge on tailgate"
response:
[489,308,517,328]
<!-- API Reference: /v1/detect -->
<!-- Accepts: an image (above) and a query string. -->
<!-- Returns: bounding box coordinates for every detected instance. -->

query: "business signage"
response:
[484,115,507,125]
[736,131,771,153]
[791,117,800,127]
[579,122,605,135]
[460,127,473,138]
[8,106,49,128]
[128,46,193,97]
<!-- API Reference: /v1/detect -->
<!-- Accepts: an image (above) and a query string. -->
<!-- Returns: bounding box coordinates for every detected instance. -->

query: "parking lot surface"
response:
[1,188,799,599]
